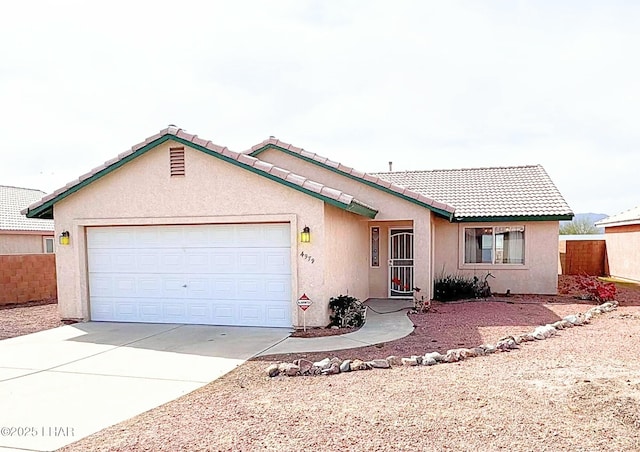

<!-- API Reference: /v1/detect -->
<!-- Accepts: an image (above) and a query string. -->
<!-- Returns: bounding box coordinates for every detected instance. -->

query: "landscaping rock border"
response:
[266,300,619,378]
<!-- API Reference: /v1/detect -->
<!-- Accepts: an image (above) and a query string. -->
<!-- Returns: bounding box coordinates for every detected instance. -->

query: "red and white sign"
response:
[297,293,313,311]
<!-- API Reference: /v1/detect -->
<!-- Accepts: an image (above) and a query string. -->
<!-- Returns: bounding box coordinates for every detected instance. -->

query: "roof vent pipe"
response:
[388,161,393,172]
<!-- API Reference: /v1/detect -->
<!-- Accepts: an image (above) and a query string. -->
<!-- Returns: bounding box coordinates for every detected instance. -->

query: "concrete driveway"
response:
[0,322,290,452]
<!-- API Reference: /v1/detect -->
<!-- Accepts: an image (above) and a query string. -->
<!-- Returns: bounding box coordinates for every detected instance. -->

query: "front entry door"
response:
[389,229,414,297]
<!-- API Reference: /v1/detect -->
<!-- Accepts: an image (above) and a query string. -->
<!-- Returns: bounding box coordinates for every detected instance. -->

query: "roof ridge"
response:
[372,164,543,175]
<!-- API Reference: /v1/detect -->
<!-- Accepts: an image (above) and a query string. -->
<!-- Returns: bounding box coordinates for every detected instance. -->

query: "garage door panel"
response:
[187,303,210,320]
[265,278,289,298]
[88,251,119,272]
[137,276,163,297]
[88,224,292,327]
[183,227,210,247]
[90,299,115,320]
[266,306,289,324]
[136,251,161,272]
[163,302,187,321]
[210,252,237,272]
[239,304,261,323]
[212,278,236,298]
[162,277,186,297]
[114,301,138,321]
[237,279,261,298]
[207,225,235,246]
[185,276,211,298]
[184,250,210,272]
[89,275,113,297]
[263,224,290,247]
[159,253,185,273]
[114,277,137,296]
[265,251,290,273]
[134,228,161,247]
[213,304,235,322]
[139,302,163,321]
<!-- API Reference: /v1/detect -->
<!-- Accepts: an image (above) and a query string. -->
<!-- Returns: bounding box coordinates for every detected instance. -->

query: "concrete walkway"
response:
[259,298,414,356]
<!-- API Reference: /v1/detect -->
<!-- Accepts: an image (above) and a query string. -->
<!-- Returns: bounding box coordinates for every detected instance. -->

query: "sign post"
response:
[296,293,313,332]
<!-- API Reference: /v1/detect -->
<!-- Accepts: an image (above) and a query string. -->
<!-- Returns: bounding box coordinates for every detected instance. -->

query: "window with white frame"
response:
[464,226,525,265]
[43,237,54,254]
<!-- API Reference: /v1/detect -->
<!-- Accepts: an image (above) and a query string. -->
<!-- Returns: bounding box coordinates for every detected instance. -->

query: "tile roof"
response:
[595,205,640,227]
[247,138,456,217]
[372,165,573,220]
[24,127,378,220]
[0,185,54,231]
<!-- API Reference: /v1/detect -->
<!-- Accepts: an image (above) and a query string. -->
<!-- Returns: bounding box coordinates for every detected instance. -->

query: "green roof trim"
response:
[454,214,574,223]
[25,134,378,220]
[250,144,454,220]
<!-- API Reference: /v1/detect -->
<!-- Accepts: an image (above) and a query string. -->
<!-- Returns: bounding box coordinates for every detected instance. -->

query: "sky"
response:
[1,0,638,216]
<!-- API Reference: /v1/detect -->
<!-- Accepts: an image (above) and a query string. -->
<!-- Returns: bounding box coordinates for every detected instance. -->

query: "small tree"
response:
[559,217,599,235]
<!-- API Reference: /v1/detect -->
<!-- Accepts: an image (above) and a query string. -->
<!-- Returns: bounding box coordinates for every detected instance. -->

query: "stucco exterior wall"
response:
[54,140,332,326]
[604,224,640,282]
[0,233,52,254]
[255,149,433,298]
[433,218,559,294]
[322,204,369,322]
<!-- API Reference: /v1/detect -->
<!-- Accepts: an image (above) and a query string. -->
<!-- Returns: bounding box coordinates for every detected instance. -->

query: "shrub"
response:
[434,274,476,301]
[576,275,617,302]
[329,295,365,328]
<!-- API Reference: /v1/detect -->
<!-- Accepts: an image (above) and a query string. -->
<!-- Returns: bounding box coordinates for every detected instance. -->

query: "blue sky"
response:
[1,1,638,215]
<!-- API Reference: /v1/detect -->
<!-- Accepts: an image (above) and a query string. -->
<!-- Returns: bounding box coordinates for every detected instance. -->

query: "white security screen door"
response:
[388,228,414,297]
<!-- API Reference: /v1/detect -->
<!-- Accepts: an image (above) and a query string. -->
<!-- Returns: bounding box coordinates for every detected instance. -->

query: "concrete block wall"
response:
[0,254,57,305]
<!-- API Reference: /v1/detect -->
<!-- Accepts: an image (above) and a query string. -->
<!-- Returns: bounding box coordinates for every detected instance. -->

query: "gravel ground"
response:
[62,277,640,452]
[0,301,62,340]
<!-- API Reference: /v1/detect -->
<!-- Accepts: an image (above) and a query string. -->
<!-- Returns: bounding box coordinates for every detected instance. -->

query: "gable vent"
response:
[170,147,185,176]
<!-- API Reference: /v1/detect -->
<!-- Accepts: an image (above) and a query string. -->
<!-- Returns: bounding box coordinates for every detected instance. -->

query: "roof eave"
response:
[25,134,174,220]
[596,219,640,228]
[26,134,378,220]
[345,202,378,219]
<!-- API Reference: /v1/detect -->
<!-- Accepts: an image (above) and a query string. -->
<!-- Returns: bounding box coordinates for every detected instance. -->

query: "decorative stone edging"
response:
[266,301,619,378]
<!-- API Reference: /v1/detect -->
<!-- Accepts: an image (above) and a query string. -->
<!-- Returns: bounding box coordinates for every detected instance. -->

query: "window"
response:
[170,147,185,176]
[43,237,54,254]
[464,226,525,264]
[370,227,380,267]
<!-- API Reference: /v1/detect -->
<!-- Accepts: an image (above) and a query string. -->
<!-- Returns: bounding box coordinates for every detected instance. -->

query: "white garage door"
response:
[87,224,291,327]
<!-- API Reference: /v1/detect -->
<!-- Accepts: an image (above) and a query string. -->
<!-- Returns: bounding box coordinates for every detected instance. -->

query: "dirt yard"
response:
[61,277,640,452]
[0,301,62,340]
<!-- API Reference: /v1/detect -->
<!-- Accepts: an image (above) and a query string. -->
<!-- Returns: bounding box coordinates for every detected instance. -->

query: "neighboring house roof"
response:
[0,185,54,232]
[24,127,378,220]
[248,138,456,219]
[373,165,573,221]
[595,205,640,228]
[249,139,572,222]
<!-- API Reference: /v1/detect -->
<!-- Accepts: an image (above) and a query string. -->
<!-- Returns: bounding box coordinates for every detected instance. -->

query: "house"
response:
[1,185,54,254]
[24,126,573,327]
[595,206,640,283]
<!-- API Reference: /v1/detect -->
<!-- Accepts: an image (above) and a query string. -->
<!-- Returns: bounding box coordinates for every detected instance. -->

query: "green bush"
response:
[329,295,365,328]
[434,274,476,301]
